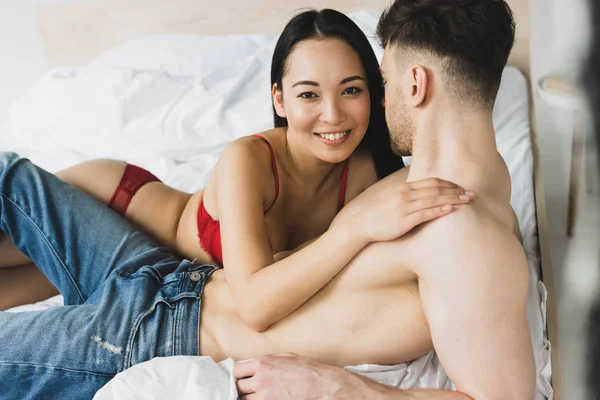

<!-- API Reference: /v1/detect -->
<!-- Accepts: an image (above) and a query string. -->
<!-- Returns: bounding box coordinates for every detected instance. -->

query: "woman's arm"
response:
[215,140,471,332]
[273,237,318,262]
[215,140,371,332]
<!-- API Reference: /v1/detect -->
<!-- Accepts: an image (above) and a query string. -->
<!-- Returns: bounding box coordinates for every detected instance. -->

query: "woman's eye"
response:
[343,87,363,95]
[299,92,318,99]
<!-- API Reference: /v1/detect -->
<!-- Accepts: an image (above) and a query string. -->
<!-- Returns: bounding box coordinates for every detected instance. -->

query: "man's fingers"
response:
[233,359,259,379]
[236,376,259,396]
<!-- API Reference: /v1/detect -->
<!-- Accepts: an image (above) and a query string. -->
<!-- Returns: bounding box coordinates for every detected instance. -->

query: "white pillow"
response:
[7,42,276,159]
[5,9,382,158]
[7,68,192,154]
[87,34,276,77]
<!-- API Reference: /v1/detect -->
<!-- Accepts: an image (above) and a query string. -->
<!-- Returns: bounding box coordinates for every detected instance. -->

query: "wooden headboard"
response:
[37,0,530,76]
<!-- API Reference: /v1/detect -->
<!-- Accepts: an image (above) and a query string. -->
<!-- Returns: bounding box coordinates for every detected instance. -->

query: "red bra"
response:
[197,134,350,267]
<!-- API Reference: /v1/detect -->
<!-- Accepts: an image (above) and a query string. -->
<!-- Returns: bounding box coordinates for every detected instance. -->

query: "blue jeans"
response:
[0,152,219,399]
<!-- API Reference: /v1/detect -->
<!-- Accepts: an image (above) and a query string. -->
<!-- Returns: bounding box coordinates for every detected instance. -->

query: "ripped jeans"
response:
[0,152,219,399]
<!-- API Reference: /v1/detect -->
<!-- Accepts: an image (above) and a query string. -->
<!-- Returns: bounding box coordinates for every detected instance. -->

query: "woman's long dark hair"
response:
[270,9,404,179]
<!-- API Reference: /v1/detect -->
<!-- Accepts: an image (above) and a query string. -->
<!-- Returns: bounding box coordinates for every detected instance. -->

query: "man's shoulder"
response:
[423,204,502,235]
[411,204,525,276]
[426,198,516,239]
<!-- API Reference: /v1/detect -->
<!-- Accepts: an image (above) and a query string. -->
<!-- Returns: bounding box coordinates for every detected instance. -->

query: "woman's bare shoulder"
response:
[207,129,284,203]
[220,128,284,161]
[343,149,378,203]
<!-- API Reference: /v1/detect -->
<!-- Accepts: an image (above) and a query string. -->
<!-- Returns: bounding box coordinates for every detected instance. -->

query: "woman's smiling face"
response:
[273,38,371,164]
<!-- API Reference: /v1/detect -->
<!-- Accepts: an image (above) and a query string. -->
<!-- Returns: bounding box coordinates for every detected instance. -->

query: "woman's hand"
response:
[353,177,474,243]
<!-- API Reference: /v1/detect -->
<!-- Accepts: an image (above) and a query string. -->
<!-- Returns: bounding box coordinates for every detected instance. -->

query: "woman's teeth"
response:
[317,131,349,141]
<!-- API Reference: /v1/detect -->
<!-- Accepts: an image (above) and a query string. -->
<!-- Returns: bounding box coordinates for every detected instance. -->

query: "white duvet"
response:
[1,9,552,399]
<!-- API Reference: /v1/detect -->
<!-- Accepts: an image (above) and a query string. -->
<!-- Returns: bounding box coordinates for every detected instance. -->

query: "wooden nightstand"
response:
[536,74,594,237]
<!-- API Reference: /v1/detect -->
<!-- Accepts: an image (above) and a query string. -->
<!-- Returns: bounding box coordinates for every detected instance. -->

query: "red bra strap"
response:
[338,159,350,211]
[252,134,280,212]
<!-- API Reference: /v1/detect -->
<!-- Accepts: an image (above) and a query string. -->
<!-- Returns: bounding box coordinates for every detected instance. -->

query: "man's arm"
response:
[234,353,473,399]
[412,209,535,400]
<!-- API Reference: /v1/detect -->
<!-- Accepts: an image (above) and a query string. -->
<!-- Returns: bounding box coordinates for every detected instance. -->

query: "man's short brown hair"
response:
[377,0,516,108]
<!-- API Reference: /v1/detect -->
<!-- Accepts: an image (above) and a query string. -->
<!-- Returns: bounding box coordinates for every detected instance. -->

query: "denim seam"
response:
[0,193,85,303]
[196,276,206,356]
[123,308,148,371]
[173,296,182,356]
[174,276,185,356]
[0,361,114,377]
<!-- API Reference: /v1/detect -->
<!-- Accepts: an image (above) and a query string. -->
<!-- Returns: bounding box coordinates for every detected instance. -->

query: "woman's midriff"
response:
[198,249,434,368]
[175,189,215,265]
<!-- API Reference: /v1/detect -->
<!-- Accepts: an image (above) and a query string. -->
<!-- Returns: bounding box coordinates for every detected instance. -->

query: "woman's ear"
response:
[272,83,286,118]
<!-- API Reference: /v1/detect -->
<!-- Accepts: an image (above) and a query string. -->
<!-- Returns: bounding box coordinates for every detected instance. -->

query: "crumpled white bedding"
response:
[0,9,553,399]
[92,353,453,400]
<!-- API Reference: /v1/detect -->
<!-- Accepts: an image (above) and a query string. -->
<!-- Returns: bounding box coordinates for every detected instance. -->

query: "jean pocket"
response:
[125,290,202,370]
[123,298,176,370]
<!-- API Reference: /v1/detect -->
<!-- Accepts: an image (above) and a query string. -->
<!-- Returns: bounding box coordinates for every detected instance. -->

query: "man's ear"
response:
[409,65,428,107]
[272,83,286,118]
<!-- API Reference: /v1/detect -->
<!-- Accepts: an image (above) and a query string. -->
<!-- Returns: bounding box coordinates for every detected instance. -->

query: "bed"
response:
[0,0,563,399]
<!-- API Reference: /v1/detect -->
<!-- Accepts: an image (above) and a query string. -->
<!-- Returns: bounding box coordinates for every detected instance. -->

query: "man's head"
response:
[377,0,516,155]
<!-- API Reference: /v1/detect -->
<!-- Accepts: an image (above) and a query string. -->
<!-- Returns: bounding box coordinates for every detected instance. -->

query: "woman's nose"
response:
[320,98,345,124]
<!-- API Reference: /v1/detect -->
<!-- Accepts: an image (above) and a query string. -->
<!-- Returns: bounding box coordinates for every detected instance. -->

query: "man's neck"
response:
[406,107,508,197]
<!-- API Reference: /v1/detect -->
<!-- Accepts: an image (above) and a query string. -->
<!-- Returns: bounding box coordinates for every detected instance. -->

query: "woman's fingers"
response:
[408,193,473,213]
[407,177,462,190]
[404,205,454,228]
[408,186,472,201]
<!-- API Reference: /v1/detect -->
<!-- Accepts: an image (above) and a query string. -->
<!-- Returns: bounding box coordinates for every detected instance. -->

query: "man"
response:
[234,0,536,399]
[0,2,533,400]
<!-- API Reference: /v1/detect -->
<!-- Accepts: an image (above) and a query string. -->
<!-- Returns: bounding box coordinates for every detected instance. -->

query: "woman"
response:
[0,9,473,332]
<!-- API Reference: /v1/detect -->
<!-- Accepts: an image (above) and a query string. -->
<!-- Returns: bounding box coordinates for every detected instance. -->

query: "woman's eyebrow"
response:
[292,76,365,88]
[292,80,319,88]
[340,75,365,84]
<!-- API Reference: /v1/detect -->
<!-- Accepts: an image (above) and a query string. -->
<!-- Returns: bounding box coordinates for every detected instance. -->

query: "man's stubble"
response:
[386,88,414,157]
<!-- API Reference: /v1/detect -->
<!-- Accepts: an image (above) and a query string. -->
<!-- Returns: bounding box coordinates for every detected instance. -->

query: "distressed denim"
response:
[0,152,219,399]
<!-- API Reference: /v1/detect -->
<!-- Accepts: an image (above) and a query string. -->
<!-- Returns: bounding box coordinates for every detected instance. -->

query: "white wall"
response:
[0,0,96,125]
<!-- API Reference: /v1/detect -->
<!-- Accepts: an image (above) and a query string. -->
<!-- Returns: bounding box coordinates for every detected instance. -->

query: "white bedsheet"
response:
[92,353,453,400]
[0,9,552,398]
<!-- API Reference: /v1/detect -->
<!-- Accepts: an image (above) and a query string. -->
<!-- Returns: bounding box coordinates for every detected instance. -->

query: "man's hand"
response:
[233,353,390,400]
